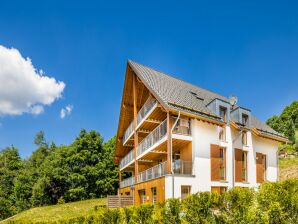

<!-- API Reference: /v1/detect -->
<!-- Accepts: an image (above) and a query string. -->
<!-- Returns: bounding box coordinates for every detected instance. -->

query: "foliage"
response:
[183,192,217,224]
[3,179,298,224]
[219,187,254,223]
[266,101,298,151]
[0,130,118,221]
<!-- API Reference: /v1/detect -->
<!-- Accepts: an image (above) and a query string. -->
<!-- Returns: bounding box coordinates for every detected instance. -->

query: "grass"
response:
[1,198,106,224]
[279,156,298,180]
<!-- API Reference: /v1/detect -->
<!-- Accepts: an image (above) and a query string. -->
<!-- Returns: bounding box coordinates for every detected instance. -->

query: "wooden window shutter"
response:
[256,153,264,183]
[210,144,220,181]
[235,149,243,182]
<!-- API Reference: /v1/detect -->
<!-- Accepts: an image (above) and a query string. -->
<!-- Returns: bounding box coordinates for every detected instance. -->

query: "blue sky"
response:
[0,0,297,158]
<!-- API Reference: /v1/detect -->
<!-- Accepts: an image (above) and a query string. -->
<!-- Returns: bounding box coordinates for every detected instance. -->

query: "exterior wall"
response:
[252,135,279,183]
[164,118,279,199]
[133,177,165,206]
[119,186,133,196]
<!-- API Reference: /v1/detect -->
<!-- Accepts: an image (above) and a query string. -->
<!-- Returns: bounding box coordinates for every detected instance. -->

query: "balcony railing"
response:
[120,176,135,188]
[119,149,134,170]
[122,96,158,145]
[137,119,167,157]
[137,161,168,183]
[172,117,191,136]
[172,160,193,175]
[137,160,193,183]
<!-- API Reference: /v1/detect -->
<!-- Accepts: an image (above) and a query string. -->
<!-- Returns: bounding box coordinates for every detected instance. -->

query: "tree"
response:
[267,101,298,151]
[0,147,23,219]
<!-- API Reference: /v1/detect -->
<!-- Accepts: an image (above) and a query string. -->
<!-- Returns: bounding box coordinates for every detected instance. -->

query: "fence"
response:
[107,195,134,208]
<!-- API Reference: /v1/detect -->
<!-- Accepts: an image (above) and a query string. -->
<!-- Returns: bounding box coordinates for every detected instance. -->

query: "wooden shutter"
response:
[210,144,220,181]
[256,153,264,183]
[235,149,243,182]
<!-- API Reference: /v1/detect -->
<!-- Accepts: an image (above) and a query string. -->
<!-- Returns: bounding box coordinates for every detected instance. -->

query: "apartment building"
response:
[115,60,288,205]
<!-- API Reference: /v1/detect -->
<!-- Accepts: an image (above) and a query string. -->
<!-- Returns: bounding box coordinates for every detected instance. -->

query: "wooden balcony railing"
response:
[122,96,158,145]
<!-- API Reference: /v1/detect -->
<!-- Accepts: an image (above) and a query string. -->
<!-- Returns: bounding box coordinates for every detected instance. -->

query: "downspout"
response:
[171,111,181,198]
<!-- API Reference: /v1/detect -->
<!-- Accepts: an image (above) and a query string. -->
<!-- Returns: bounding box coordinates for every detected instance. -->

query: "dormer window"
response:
[219,106,227,122]
[242,114,249,126]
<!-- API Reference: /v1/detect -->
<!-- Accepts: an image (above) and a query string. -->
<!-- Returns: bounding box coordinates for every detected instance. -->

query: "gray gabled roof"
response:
[128,60,286,140]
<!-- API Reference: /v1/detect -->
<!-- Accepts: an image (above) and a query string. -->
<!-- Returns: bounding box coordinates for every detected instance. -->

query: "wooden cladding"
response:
[235,149,247,182]
[256,152,266,183]
[211,186,227,194]
[210,144,226,181]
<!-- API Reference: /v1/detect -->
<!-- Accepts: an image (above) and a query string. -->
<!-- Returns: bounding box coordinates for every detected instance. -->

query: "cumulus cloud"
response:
[0,45,65,116]
[60,104,73,119]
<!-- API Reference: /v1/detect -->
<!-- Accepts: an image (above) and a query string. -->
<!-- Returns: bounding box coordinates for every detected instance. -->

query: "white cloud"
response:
[0,45,65,116]
[60,104,73,119]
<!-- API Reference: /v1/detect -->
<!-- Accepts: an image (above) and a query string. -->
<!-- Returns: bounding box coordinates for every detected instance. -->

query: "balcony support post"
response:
[133,74,139,184]
[167,112,172,174]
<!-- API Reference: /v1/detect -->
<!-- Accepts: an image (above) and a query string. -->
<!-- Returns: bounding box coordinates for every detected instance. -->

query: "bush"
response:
[220,187,254,223]
[182,192,216,223]
[133,203,154,224]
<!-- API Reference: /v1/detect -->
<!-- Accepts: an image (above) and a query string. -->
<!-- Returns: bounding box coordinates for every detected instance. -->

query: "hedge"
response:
[6,179,298,224]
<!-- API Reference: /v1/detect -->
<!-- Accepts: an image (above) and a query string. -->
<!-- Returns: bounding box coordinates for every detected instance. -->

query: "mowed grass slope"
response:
[1,198,106,224]
[279,156,298,180]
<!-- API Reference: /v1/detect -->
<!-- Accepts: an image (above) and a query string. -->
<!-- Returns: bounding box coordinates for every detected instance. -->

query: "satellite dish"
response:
[229,95,238,106]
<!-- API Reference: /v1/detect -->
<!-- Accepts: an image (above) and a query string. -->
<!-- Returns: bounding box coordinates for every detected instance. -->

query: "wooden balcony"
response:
[120,160,193,188]
[122,96,158,145]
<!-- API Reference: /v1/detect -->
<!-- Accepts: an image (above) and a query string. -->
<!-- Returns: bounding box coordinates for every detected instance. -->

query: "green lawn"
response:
[1,198,106,224]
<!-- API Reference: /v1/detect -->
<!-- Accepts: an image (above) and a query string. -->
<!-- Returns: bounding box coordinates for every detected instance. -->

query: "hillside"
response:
[279,156,298,180]
[0,198,106,224]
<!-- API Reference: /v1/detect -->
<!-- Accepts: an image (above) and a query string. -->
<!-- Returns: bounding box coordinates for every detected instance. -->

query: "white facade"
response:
[164,118,279,199]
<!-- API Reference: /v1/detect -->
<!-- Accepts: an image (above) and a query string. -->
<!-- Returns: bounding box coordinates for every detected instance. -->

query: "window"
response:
[139,190,146,204]
[181,186,191,200]
[256,153,267,183]
[235,149,248,182]
[211,186,227,194]
[151,187,157,204]
[242,114,249,126]
[219,126,226,141]
[219,106,227,122]
[242,131,247,145]
[220,148,226,180]
[242,151,248,181]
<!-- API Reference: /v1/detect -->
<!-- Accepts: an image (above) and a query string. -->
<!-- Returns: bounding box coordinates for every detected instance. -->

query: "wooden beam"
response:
[133,74,139,184]
[151,151,167,154]
[138,129,150,134]
[167,112,172,174]
[145,119,162,124]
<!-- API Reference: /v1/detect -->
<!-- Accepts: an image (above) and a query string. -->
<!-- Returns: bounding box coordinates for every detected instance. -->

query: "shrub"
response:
[220,187,254,223]
[99,208,121,224]
[182,192,216,224]
[164,199,182,224]
[257,179,298,223]
[133,203,154,224]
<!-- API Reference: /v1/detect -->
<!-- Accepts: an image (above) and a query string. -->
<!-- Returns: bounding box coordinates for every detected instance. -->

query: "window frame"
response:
[181,185,191,200]
[219,147,226,180]
[219,106,227,122]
